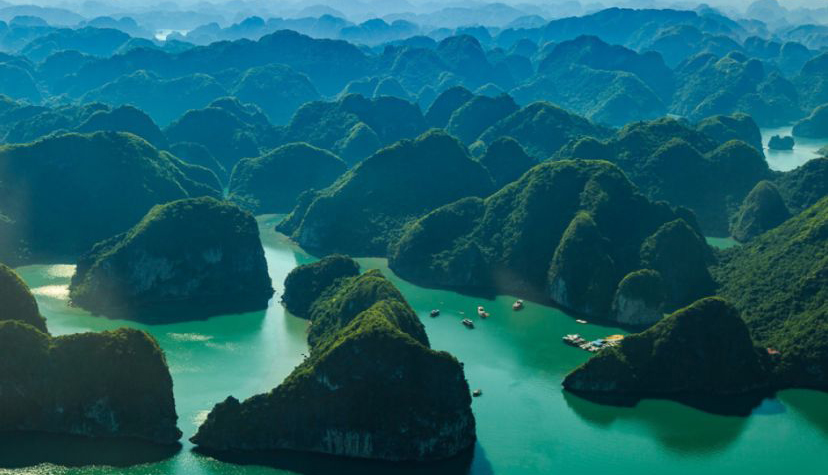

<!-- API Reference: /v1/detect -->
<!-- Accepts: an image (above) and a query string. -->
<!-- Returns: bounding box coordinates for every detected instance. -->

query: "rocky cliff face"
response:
[69,197,272,322]
[0,322,181,444]
[563,297,769,397]
[192,260,476,462]
[0,266,180,444]
[610,269,666,326]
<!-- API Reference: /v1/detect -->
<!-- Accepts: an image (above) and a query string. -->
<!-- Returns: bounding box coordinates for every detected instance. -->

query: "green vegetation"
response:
[792,104,828,138]
[476,136,536,188]
[229,143,346,214]
[445,93,518,144]
[281,254,360,318]
[0,263,46,332]
[277,130,494,256]
[69,197,273,321]
[75,105,167,148]
[696,113,763,151]
[731,181,791,242]
[556,117,771,235]
[191,262,475,462]
[563,297,769,397]
[774,157,828,213]
[276,94,427,166]
[231,64,320,125]
[425,86,473,128]
[712,197,828,389]
[477,102,612,160]
[0,320,181,444]
[390,159,710,319]
[0,131,219,265]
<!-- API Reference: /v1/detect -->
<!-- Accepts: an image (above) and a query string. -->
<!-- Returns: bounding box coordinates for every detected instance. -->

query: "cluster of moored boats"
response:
[562,333,625,352]
[429,300,525,330]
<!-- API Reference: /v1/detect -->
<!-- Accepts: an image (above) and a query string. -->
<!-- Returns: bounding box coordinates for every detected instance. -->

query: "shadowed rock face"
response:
[611,269,666,326]
[0,322,181,444]
[69,197,273,322]
[564,297,769,397]
[0,268,180,444]
[0,263,47,332]
[192,263,476,462]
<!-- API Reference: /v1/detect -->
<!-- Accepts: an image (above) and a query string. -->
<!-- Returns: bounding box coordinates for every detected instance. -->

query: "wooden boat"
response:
[512,299,524,310]
[462,318,475,329]
[430,309,440,317]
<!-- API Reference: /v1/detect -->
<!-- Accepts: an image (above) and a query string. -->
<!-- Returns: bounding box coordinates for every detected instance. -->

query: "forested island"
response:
[0,0,826,472]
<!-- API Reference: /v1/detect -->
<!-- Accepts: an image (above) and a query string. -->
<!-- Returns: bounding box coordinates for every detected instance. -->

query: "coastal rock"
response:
[281,254,360,318]
[563,297,768,397]
[0,269,180,443]
[610,269,666,326]
[192,266,476,462]
[0,321,181,444]
[477,136,536,188]
[768,135,794,150]
[69,197,273,321]
[0,263,47,332]
[731,180,791,241]
[390,159,705,317]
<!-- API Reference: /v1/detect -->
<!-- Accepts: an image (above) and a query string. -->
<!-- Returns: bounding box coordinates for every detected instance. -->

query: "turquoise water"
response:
[705,236,740,250]
[761,126,825,172]
[5,216,828,474]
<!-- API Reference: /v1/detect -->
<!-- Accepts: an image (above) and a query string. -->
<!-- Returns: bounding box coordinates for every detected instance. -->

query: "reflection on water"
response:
[761,126,825,172]
[563,392,750,455]
[193,442,489,475]
[0,432,180,469]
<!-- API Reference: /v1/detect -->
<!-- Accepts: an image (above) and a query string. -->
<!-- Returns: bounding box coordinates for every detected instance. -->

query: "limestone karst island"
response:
[0,0,826,474]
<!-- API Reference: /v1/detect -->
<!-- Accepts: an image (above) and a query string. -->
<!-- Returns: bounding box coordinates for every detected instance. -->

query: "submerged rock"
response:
[69,197,273,321]
[564,297,769,398]
[192,262,475,462]
[731,180,791,242]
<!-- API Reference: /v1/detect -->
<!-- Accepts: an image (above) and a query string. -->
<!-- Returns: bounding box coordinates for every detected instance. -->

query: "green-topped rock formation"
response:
[229,143,347,214]
[281,254,360,318]
[390,159,713,320]
[731,181,791,242]
[0,263,47,332]
[610,269,666,326]
[0,269,180,444]
[563,297,769,401]
[0,131,220,265]
[69,197,273,322]
[712,197,828,389]
[277,130,494,256]
[191,261,476,462]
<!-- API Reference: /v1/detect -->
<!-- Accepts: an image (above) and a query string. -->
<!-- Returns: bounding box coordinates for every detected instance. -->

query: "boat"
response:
[512,299,524,310]
[462,318,475,329]
[472,389,483,397]
[562,334,586,347]
[430,309,440,317]
[576,319,588,324]
[477,306,489,318]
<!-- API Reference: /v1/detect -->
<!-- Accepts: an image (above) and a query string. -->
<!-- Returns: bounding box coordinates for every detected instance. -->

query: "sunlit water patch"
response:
[761,126,825,171]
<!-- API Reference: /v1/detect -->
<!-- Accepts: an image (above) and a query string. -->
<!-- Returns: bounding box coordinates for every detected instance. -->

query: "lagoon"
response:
[5,216,828,474]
